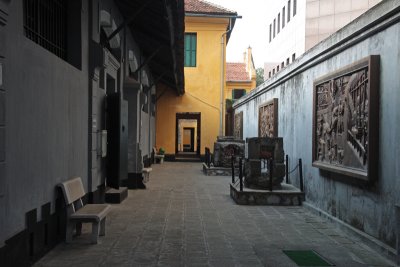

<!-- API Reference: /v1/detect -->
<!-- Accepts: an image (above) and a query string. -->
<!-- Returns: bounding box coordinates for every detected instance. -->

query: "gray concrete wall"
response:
[0,0,8,248]
[234,0,400,249]
[1,0,89,243]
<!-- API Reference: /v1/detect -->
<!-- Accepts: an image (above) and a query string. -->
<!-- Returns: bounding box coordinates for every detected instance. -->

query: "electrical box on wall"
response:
[101,130,107,157]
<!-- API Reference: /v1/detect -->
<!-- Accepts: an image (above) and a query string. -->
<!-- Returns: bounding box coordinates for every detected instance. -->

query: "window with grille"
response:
[184,33,197,67]
[23,0,68,60]
[232,89,246,100]
[293,0,297,16]
[269,24,272,42]
[273,19,276,38]
[277,13,280,33]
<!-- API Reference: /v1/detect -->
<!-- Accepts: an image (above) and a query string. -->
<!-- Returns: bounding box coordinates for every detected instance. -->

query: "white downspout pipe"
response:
[220,19,232,137]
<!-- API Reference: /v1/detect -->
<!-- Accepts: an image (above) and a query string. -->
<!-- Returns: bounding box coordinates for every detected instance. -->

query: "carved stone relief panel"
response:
[312,55,380,181]
[258,98,278,138]
[234,111,243,140]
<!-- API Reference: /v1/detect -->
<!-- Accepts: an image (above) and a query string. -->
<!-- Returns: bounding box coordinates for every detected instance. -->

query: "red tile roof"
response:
[185,0,236,15]
[226,63,250,82]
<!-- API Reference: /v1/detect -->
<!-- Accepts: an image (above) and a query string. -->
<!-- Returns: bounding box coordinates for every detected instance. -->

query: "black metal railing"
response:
[231,156,244,192]
[285,155,304,192]
[231,154,304,193]
[205,147,211,167]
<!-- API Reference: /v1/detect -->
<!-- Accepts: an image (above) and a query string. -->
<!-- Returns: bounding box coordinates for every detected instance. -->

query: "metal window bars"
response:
[23,0,67,60]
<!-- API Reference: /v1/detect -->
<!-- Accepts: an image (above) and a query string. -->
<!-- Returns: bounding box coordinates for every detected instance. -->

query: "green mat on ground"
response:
[283,250,333,266]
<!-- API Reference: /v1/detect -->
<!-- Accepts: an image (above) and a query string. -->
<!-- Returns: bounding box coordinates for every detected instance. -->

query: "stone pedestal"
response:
[105,187,128,203]
[244,137,285,189]
[230,183,305,206]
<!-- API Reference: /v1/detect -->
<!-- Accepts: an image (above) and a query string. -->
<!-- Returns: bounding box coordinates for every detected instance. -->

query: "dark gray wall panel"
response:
[0,127,4,161]
[0,91,4,125]
[2,0,89,242]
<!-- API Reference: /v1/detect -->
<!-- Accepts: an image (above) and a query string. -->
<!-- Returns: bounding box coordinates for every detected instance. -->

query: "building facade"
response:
[0,0,184,265]
[156,0,238,158]
[264,0,382,79]
[225,47,256,135]
[234,0,400,262]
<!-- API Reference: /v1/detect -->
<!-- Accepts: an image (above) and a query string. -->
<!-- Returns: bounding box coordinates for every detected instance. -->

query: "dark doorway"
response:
[106,92,128,189]
[176,113,201,157]
[183,127,195,152]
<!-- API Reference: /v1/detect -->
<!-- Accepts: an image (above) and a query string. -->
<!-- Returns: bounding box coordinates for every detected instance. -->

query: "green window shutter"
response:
[184,33,197,67]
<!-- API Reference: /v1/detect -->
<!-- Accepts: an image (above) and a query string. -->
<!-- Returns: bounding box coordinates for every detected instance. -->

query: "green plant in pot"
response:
[159,147,165,155]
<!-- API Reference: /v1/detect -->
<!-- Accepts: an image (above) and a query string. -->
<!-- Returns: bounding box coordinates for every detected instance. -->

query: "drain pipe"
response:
[220,22,231,137]
[219,16,241,136]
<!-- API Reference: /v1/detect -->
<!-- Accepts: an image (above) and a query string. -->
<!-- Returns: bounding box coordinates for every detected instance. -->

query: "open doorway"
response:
[183,127,195,152]
[176,113,201,157]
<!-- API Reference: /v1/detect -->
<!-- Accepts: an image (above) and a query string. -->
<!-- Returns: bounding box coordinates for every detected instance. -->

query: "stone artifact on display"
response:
[244,137,285,189]
[213,136,245,168]
[234,111,243,140]
[259,98,278,138]
[312,55,379,181]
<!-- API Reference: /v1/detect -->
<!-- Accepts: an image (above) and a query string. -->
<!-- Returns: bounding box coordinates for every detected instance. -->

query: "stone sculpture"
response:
[312,55,379,181]
[234,112,243,140]
[213,136,245,168]
[259,98,278,138]
[244,137,285,189]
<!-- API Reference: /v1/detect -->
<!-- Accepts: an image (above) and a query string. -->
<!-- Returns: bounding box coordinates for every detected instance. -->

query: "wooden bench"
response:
[58,177,111,244]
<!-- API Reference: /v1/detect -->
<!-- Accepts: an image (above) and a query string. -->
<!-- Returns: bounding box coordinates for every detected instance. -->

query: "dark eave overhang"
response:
[185,11,240,43]
[115,0,185,95]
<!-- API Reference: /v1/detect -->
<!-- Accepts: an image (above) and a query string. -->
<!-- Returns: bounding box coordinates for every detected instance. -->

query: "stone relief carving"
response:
[213,137,245,168]
[259,98,278,138]
[312,55,379,181]
[234,111,243,140]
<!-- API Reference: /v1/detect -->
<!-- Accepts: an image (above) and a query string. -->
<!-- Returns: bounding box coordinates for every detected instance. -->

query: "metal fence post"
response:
[299,158,303,192]
[285,155,289,184]
[239,158,243,192]
[231,156,235,184]
[269,158,273,192]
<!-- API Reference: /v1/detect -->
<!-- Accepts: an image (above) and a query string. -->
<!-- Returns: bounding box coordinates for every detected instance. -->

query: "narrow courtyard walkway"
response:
[35,162,395,267]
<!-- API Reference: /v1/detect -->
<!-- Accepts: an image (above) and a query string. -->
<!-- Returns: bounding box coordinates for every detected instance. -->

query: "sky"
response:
[205,0,279,69]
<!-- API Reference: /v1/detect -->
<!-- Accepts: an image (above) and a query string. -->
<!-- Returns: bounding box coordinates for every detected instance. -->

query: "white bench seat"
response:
[142,167,152,183]
[70,204,111,222]
[59,177,111,244]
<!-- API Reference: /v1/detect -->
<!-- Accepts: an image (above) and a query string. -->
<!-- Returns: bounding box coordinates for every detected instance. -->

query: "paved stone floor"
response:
[34,162,396,267]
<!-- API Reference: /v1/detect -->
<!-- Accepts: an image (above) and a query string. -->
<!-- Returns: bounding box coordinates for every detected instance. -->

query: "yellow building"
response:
[156,0,239,158]
[225,47,257,135]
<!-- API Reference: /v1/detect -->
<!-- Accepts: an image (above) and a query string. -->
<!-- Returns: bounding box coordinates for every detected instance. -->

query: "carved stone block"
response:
[259,98,278,138]
[234,111,243,140]
[213,136,245,168]
[244,137,285,189]
[312,55,380,181]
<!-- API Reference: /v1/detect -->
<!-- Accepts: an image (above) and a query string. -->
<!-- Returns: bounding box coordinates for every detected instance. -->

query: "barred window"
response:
[232,89,246,100]
[23,0,68,60]
[277,13,280,33]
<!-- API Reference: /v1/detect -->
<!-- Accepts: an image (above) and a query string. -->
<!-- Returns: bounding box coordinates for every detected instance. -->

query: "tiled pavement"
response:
[34,162,396,267]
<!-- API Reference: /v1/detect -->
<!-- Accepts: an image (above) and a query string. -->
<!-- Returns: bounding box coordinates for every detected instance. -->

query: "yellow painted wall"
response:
[225,80,255,101]
[156,16,230,155]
